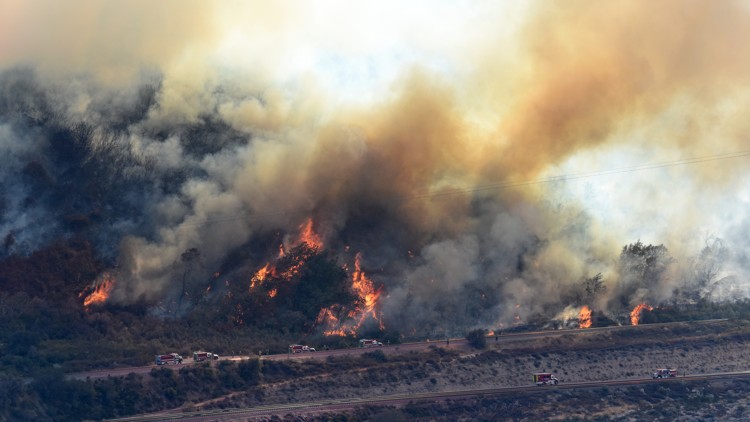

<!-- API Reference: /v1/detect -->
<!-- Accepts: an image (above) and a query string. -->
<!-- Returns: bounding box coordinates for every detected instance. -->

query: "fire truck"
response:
[289,344,316,353]
[193,351,219,362]
[532,372,559,386]
[652,368,677,379]
[155,353,183,365]
[359,339,383,348]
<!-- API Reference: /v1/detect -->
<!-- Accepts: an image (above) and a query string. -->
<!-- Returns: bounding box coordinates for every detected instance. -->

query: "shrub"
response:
[466,329,487,349]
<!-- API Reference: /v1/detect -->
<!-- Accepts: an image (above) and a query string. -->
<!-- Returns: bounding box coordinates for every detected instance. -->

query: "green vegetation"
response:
[466,329,487,349]
[1,359,261,421]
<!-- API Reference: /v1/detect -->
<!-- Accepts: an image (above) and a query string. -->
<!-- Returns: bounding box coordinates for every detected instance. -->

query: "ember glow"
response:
[578,305,592,329]
[630,304,654,326]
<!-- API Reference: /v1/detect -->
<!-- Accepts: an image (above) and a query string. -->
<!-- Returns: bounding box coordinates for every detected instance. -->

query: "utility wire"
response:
[180,149,750,226]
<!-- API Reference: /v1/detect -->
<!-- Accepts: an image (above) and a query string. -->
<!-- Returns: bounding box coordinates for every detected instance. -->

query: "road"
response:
[105,369,750,421]
[68,319,728,381]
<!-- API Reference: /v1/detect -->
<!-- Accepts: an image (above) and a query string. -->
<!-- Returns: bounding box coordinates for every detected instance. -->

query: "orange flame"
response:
[315,253,386,336]
[630,303,654,326]
[250,262,276,290]
[315,306,353,336]
[579,305,592,329]
[80,274,115,309]
[298,218,323,249]
[268,288,278,298]
[250,221,322,292]
[351,253,384,330]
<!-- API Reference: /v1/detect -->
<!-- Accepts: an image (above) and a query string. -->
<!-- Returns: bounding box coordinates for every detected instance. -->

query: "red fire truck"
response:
[358,339,383,348]
[289,344,316,353]
[652,368,677,379]
[532,372,559,386]
[155,353,183,365]
[193,351,219,362]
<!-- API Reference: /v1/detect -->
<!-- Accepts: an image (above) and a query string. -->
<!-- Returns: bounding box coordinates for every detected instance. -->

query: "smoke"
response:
[2,1,750,332]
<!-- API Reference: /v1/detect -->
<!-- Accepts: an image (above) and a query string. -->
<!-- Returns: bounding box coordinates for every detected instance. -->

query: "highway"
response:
[68,318,728,381]
[105,369,750,421]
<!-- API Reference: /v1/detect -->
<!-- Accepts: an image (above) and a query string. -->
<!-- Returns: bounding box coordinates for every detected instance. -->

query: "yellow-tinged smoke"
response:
[3,1,750,325]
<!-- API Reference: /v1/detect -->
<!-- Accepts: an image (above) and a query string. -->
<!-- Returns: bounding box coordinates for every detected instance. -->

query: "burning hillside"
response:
[80,274,115,310]
[315,252,385,336]
[2,1,750,335]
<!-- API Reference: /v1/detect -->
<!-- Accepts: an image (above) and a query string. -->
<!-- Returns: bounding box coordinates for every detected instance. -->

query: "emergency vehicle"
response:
[532,372,559,386]
[155,353,183,365]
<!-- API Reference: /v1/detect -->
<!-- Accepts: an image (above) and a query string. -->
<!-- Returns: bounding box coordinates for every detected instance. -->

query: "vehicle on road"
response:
[193,351,219,362]
[533,372,559,386]
[359,339,383,348]
[155,353,183,365]
[652,368,678,379]
[289,344,316,353]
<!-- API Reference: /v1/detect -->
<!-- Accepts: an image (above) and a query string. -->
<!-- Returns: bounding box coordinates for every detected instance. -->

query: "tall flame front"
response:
[315,252,385,336]
[578,305,592,329]
[630,303,654,326]
[297,218,323,250]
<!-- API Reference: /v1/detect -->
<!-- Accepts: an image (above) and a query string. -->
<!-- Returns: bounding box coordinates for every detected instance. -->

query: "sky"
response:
[2,0,750,330]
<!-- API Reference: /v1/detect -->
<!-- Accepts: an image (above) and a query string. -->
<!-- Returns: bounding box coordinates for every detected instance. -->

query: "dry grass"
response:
[196,320,750,415]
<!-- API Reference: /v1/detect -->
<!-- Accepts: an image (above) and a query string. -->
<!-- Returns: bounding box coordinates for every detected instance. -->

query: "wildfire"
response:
[250,262,276,290]
[316,252,386,336]
[315,306,353,336]
[268,288,278,298]
[630,303,654,326]
[249,220,323,292]
[351,253,384,330]
[297,218,323,250]
[579,305,592,329]
[80,274,115,310]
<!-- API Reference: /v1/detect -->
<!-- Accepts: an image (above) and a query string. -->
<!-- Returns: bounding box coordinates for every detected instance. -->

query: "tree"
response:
[466,329,487,349]
[687,238,728,301]
[617,241,674,307]
[581,273,606,305]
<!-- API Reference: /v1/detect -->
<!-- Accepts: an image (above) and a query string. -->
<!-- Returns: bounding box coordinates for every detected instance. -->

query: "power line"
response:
[181,149,750,226]
[412,149,750,199]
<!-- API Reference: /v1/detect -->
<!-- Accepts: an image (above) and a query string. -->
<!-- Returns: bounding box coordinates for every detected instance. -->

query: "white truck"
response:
[193,351,219,362]
[155,353,183,365]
